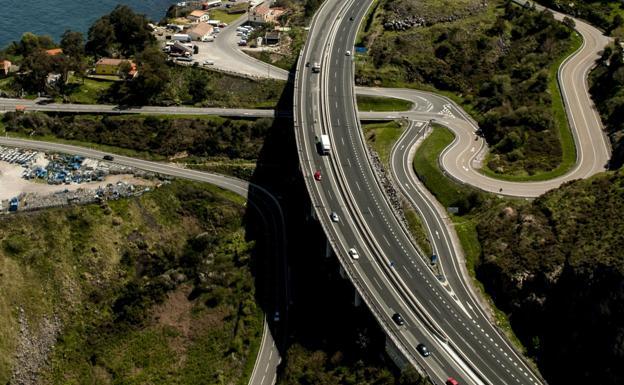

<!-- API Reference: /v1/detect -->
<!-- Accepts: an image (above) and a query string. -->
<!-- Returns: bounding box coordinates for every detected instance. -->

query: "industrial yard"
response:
[0,146,159,212]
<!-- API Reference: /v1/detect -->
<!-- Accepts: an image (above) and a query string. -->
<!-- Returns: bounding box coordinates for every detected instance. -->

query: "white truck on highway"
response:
[312,62,321,73]
[319,134,331,155]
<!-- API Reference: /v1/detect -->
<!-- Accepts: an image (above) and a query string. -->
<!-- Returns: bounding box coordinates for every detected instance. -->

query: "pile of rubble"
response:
[15,181,153,212]
[10,308,61,385]
[383,16,427,31]
[366,145,406,224]
[383,2,488,31]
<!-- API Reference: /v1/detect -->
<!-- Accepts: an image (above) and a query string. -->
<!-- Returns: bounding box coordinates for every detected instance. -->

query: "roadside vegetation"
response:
[589,42,624,168]
[0,180,262,384]
[356,0,577,178]
[537,0,624,38]
[357,95,413,112]
[2,112,273,179]
[2,112,272,160]
[476,171,624,385]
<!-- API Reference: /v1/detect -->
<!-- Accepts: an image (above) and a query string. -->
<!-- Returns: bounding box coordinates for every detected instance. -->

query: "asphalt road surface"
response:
[294,0,608,384]
[0,98,276,118]
[210,14,290,81]
[291,0,586,383]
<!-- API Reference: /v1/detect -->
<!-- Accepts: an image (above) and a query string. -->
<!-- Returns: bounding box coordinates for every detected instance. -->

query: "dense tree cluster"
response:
[1,112,273,160]
[358,0,574,175]
[85,5,155,57]
[539,0,624,34]
[589,42,624,168]
[476,172,624,385]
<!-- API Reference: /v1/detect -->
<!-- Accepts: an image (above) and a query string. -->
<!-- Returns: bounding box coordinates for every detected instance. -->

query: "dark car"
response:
[103,155,114,161]
[392,313,405,326]
[349,16,354,21]
[416,343,431,357]
[306,61,311,67]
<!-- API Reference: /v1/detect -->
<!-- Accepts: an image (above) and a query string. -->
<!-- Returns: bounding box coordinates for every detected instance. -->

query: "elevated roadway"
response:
[294,0,547,384]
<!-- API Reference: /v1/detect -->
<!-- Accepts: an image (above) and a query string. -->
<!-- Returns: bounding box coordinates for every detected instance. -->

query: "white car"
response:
[348,248,359,260]
[203,60,214,66]
[330,212,339,222]
[345,50,351,56]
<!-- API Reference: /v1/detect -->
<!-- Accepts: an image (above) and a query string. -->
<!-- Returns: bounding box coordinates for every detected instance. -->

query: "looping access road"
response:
[294,0,612,384]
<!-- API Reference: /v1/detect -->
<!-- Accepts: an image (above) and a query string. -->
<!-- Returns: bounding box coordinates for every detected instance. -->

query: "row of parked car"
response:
[236,24,255,46]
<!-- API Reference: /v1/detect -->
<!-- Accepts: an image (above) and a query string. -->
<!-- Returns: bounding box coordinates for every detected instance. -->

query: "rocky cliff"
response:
[476,171,624,385]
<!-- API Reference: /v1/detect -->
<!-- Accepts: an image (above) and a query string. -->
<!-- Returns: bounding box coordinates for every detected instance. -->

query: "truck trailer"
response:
[319,134,331,155]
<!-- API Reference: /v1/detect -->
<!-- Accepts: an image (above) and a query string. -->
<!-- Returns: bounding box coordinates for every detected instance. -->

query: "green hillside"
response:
[0,180,262,384]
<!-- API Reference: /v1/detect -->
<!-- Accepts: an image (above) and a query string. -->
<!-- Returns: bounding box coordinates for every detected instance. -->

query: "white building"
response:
[187,10,210,23]
[188,23,214,41]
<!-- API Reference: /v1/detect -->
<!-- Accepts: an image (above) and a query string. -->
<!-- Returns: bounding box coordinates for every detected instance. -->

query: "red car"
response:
[314,170,322,181]
[446,378,459,385]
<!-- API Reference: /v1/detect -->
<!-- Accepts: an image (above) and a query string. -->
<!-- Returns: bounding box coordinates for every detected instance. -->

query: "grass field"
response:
[356,95,413,112]
[362,120,405,165]
[63,74,114,104]
[210,9,245,24]
[412,125,479,208]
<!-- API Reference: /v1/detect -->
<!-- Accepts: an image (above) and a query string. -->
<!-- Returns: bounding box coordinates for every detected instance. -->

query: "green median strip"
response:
[356,94,414,112]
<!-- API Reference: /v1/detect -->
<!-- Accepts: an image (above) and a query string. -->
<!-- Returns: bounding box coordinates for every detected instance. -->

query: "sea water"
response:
[0,0,178,48]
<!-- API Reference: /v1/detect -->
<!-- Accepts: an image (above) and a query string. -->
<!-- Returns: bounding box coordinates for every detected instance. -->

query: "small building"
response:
[264,31,280,45]
[188,23,214,41]
[94,58,138,78]
[249,4,286,25]
[45,48,63,56]
[0,60,11,77]
[187,10,210,23]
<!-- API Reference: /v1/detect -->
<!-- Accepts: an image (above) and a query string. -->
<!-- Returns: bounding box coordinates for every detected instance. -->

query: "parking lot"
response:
[156,8,288,80]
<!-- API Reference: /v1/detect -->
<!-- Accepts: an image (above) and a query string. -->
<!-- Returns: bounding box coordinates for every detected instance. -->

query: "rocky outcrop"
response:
[10,308,61,385]
[476,172,624,385]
